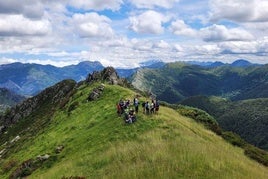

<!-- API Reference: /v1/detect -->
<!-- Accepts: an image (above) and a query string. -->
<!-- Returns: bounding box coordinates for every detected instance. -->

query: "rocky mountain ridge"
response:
[0,88,25,114]
[0,67,125,133]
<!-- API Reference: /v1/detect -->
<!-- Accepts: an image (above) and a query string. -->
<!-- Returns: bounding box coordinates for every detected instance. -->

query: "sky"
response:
[0,0,268,68]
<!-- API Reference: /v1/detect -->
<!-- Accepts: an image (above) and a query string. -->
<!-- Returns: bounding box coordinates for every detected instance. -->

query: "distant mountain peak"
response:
[77,61,102,66]
[139,59,165,69]
[231,59,252,67]
[139,59,164,67]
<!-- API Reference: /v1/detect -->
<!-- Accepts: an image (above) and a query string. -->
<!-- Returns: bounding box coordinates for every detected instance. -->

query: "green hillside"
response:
[130,62,268,103]
[0,81,267,178]
[180,96,268,150]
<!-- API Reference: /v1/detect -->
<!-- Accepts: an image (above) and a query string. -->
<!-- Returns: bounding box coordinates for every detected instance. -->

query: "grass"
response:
[1,83,268,178]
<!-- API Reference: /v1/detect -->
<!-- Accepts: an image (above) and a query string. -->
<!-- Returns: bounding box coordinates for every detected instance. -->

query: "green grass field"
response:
[1,83,268,178]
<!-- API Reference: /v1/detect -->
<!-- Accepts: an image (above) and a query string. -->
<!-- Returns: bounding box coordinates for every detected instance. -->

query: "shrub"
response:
[1,159,17,173]
[68,101,79,112]
[176,105,222,135]
[244,144,268,166]
[221,131,246,147]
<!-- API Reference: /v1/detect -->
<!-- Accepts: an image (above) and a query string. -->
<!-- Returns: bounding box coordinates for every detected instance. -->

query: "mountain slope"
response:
[0,71,267,178]
[0,61,104,96]
[131,62,268,103]
[180,96,268,150]
[0,88,25,114]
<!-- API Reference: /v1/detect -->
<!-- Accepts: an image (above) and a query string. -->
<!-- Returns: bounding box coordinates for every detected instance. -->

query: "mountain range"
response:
[130,61,268,103]
[0,60,166,97]
[0,59,259,97]
[1,59,267,152]
[0,61,104,96]
[0,67,267,178]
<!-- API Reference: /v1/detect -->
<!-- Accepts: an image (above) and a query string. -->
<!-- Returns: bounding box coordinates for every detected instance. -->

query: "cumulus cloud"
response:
[153,40,170,49]
[0,14,51,36]
[170,20,197,36]
[71,13,114,38]
[209,0,268,22]
[68,0,123,11]
[0,0,267,67]
[0,0,44,19]
[218,37,268,55]
[129,10,169,34]
[130,0,180,9]
[200,24,255,42]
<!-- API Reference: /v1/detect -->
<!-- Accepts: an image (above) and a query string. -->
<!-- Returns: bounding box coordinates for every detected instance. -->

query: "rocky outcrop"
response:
[86,67,132,88]
[86,67,120,84]
[0,79,76,130]
[10,154,51,179]
[87,84,105,101]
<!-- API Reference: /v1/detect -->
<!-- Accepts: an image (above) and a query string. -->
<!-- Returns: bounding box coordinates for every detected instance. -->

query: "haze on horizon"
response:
[0,0,268,68]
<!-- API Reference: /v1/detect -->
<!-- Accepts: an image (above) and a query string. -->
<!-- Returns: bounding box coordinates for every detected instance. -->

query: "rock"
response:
[10,154,51,178]
[86,67,119,84]
[0,149,6,156]
[10,135,20,143]
[86,71,101,83]
[87,85,105,101]
[101,67,119,84]
[55,145,64,154]
[37,154,50,161]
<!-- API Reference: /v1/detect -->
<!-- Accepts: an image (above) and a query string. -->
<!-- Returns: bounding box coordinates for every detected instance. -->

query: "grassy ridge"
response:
[1,83,268,178]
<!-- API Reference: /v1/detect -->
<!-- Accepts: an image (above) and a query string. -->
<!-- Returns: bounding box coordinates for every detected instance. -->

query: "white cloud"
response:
[71,13,114,38]
[68,0,123,11]
[0,57,17,65]
[0,0,44,19]
[218,36,268,55]
[200,24,255,42]
[153,40,170,49]
[173,44,184,52]
[130,0,180,9]
[0,14,51,36]
[170,20,197,36]
[209,0,268,22]
[0,0,268,68]
[129,10,169,34]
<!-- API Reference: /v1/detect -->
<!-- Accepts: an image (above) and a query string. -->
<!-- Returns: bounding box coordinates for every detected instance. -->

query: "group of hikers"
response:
[116,96,160,124]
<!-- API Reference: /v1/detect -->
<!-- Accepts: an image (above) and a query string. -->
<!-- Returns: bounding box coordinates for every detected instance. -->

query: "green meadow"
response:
[1,83,268,178]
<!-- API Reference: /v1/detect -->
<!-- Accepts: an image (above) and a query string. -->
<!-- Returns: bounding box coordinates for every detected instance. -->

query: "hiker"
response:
[155,100,160,114]
[145,101,150,114]
[125,108,136,124]
[116,102,121,116]
[142,101,146,113]
[133,97,139,113]
[150,100,155,114]
[125,99,130,109]
[119,99,125,114]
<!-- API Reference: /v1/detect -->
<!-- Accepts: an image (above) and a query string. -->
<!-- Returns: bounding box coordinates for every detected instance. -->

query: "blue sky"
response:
[0,0,268,68]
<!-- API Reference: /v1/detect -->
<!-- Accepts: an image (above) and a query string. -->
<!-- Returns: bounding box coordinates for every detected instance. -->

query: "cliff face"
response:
[0,79,76,131]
